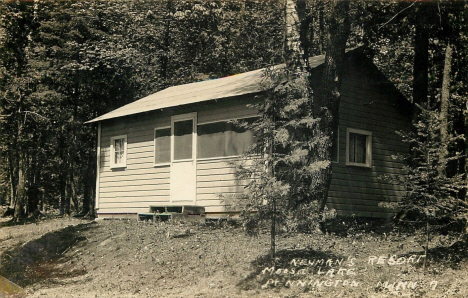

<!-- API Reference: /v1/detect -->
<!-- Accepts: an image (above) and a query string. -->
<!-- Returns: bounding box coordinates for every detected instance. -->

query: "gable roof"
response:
[85,54,327,123]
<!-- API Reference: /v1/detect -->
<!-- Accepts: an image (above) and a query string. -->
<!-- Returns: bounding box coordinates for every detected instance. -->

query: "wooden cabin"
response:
[86,49,411,219]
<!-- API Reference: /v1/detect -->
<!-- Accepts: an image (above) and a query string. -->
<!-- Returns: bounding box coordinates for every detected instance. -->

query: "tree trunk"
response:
[439,43,453,175]
[316,0,350,213]
[82,136,97,217]
[27,150,39,214]
[82,164,94,217]
[296,0,311,64]
[160,0,174,88]
[59,170,67,216]
[14,100,26,221]
[14,152,27,221]
[271,194,276,260]
[8,150,16,209]
[82,173,93,216]
[413,3,429,109]
[318,2,325,54]
[284,0,306,71]
[67,168,78,214]
[465,105,468,227]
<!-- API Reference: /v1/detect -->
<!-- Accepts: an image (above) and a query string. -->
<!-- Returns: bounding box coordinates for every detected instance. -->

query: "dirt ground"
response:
[1,216,468,298]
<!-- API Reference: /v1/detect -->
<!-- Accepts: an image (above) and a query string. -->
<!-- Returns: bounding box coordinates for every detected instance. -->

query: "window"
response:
[173,119,194,160]
[154,127,171,165]
[197,117,256,159]
[110,135,127,168]
[346,128,372,167]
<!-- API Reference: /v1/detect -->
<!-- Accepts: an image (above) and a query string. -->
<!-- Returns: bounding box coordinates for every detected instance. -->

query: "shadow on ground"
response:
[427,235,468,268]
[322,216,395,237]
[0,222,95,287]
[238,248,345,290]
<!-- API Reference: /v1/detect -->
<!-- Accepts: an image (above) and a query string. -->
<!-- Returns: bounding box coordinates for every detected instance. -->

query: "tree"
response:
[0,0,287,220]
[237,0,351,258]
[0,0,39,220]
[315,0,351,216]
[389,104,466,265]
[31,0,152,216]
[360,1,468,226]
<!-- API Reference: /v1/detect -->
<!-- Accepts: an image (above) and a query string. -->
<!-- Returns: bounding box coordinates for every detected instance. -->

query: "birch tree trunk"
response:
[439,43,453,175]
[413,3,430,109]
[284,0,306,71]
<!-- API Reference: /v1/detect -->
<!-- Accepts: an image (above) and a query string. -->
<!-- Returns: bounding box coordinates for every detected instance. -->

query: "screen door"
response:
[170,113,197,202]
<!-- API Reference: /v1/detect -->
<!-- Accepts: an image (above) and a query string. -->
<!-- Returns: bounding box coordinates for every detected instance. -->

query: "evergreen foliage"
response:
[0,0,466,232]
[389,104,466,227]
[0,0,284,219]
[235,66,332,236]
[235,1,349,258]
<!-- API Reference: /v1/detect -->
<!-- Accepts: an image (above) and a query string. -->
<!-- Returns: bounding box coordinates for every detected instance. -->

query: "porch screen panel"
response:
[198,118,256,158]
[225,122,255,156]
[174,119,193,160]
[197,122,225,158]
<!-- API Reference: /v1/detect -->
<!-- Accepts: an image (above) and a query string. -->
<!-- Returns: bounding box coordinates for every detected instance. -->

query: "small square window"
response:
[110,135,127,168]
[346,128,371,167]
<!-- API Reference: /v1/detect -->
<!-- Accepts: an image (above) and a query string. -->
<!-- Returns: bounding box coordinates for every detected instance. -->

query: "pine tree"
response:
[388,103,466,264]
[236,0,330,259]
[236,64,330,255]
[236,0,350,259]
[396,105,466,221]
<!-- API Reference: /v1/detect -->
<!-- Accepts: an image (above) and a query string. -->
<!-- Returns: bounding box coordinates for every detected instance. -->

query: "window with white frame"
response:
[154,127,171,165]
[346,128,372,167]
[110,135,127,168]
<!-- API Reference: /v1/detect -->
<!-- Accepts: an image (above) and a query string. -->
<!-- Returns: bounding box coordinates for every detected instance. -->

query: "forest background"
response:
[0,0,467,222]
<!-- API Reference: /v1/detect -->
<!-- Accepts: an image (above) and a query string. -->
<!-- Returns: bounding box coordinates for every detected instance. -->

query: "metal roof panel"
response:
[86,54,326,123]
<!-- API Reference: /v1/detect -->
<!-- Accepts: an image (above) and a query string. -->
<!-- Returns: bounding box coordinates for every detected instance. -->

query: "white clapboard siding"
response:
[98,112,172,213]
[196,157,246,210]
[98,99,256,214]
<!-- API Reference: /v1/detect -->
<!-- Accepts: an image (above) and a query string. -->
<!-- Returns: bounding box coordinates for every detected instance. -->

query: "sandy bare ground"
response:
[1,217,468,297]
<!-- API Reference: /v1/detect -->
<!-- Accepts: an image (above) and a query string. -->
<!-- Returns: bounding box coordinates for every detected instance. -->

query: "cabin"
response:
[86,49,411,220]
